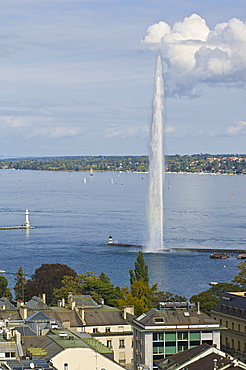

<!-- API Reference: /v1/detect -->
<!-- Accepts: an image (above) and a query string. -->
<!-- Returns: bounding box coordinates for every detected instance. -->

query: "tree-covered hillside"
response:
[0,154,245,174]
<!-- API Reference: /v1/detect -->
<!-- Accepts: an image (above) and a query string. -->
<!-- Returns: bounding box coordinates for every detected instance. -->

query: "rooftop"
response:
[132,307,219,330]
[212,292,246,319]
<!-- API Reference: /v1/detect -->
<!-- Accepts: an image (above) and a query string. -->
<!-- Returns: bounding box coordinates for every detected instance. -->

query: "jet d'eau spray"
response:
[146,54,165,252]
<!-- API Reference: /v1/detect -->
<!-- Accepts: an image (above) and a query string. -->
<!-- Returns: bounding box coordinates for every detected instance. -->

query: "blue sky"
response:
[0,0,245,157]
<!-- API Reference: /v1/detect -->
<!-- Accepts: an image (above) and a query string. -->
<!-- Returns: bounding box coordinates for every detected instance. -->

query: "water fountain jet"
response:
[146,54,165,252]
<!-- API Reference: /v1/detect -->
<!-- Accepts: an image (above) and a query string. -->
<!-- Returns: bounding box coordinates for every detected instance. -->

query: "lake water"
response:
[0,169,245,299]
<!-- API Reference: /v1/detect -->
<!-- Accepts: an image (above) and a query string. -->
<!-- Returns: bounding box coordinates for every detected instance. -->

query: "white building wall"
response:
[144,332,153,370]
[95,333,133,367]
[85,324,131,334]
[52,347,124,370]
[213,330,221,349]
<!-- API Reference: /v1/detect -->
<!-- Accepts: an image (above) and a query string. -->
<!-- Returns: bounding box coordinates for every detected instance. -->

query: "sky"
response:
[0,0,246,157]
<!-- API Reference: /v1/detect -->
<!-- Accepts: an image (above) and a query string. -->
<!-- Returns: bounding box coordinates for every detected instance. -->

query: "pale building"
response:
[211,291,246,363]
[67,294,134,369]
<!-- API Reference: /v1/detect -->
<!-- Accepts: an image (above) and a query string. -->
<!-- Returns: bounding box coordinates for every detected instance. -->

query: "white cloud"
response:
[224,121,246,135]
[142,14,246,97]
[0,116,34,128]
[27,126,82,138]
[105,124,148,139]
[0,115,83,138]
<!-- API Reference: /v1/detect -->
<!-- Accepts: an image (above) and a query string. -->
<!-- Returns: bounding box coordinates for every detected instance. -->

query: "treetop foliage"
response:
[190,283,241,316]
[25,263,77,304]
[129,251,149,285]
[231,262,246,289]
[3,256,246,316]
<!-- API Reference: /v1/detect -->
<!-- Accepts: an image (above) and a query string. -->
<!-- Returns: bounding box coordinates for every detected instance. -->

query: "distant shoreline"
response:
[0,154,245,175]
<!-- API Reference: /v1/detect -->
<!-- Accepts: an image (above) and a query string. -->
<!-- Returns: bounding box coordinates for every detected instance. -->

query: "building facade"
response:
[67,294,134,369]
[211,291,246,363]
[131,302,220,370]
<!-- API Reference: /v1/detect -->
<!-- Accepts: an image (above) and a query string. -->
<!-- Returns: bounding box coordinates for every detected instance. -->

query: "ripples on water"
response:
[0,170,245,298]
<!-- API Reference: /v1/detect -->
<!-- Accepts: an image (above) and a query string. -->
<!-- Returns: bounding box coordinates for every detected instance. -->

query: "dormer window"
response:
[154,317,164,323]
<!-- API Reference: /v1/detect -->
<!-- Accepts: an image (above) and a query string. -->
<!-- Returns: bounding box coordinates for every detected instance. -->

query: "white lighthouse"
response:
[25,209,30,228]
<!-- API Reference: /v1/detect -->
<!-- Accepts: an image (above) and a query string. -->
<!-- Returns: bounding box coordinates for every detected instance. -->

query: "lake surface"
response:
[0,170,245,299]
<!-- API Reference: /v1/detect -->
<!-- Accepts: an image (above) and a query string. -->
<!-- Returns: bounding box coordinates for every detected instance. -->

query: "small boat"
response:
[209,282,218,286]
[237,254,246,259]
[210,252,229,259]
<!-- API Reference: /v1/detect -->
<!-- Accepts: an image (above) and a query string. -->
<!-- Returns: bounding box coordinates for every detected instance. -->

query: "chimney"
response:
[62,297,65,307]
[42,293,46,304]
[17,300,24,308]
[197,302,201,314]
[122,306,134,319]
[20,306,28,320]
[71,300,75,310]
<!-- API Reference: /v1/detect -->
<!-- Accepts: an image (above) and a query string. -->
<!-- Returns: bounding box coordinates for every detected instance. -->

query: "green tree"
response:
[118,285,151,316]
[152,291,187,305]
[119,252,160,315]
[13,267,26,302]
[25,263,77,304]
[231,262,246,289]
[0,276,12,301]
[190,283,241,316]
[54,275,83,301]
[129,251,149,285]
[79,271,120,307]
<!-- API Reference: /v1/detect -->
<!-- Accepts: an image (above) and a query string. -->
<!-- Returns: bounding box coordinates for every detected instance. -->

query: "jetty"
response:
[106,238,246,254]
[0,209,35,230]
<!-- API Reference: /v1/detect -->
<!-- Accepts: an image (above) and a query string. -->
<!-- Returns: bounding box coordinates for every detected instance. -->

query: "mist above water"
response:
[146,54,165,252]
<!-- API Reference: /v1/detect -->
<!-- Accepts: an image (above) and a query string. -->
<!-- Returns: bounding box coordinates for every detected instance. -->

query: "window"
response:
[232,339,234,349]
[105,327,111,333]
[119,339,125,348]
[178,343,188,352]
[238,341,241,351]
[238,324,241,332]
[153,342,164,354]
[232,322,234,330]
[177,332,188,340]
[226,321,228,328]
[202,340,213,345]
[153,332,164,341]
[165,342,176,355]
[107,340,112,348]
[93,328,98,333]
[165,332,176,341]
[119,352,126,365]
[64,364,68,370]
[190,332,200,341]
